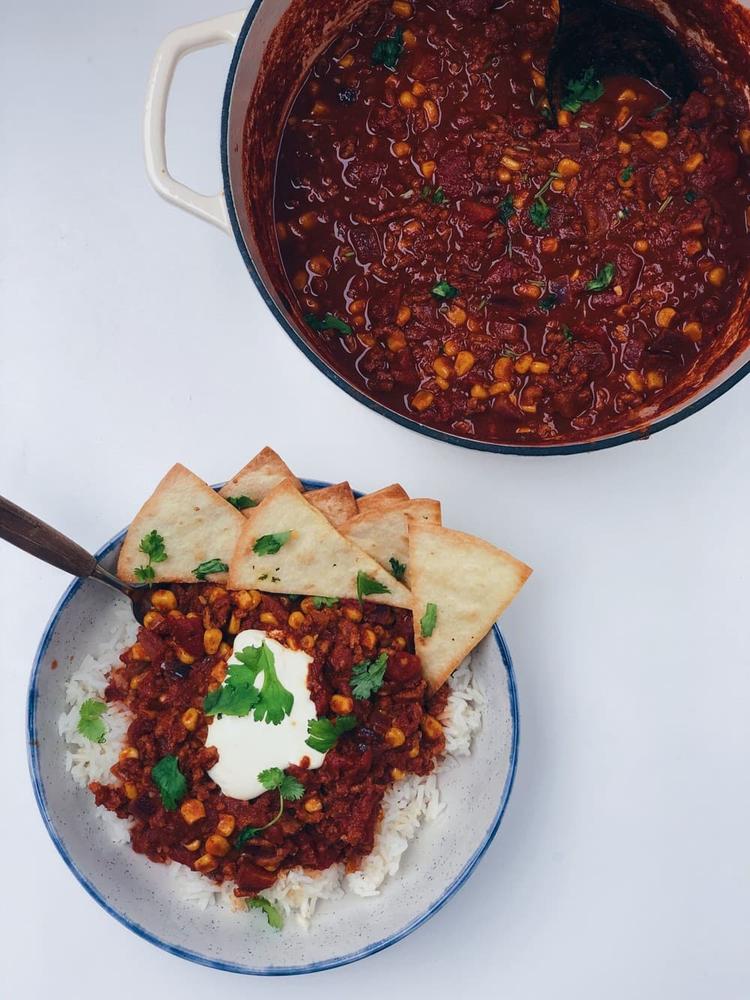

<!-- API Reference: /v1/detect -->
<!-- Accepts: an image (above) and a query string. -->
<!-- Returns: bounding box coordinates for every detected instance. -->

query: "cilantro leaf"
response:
[306,715,358,753]
[372,26,404,71]
[312,596,339,609]
[499,194,515,224]
[422,185,447,205]
[420,602,438,638]
[562,324,575,343]
[227,495,259,511]
[77,699,107,743]
[389,557,406,581]
[258,768,304,801]
[620,165,634,182]
[203,650,262,717]
[151,754,187,811]
[561,67,604,114]
[192,558,229,581]
[431,280,459,300]
[305,312,353,336]
[586,263,616,292]
[351,652,388,700]
[248,897,284,930]
[538,292,558,311]
[134,529,167,582]
[236,825,261,848]
[249,643,294,725]
[529,196,550,230]
[356,571,390,602]
[684,189,698,204]
[253,531,291,556]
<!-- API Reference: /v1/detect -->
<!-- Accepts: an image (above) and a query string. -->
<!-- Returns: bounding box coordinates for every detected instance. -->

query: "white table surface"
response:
[1,1,749,996]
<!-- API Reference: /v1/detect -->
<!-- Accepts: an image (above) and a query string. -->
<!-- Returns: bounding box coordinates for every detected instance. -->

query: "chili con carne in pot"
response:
[145,0,750,454]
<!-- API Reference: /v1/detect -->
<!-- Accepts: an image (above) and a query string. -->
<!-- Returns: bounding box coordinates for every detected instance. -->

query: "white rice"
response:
[59,623,484,928]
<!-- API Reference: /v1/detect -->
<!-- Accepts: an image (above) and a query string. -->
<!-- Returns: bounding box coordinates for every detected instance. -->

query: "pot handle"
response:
[144,10,247,233]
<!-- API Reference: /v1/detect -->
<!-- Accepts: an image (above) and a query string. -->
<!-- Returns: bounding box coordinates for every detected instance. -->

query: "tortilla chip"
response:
[228,479,411,608]
[305,482,358,528]
[357,483,409,513]
[409,522,532,691]
[117,464,244,584]
[219,447,302,512]
[342,500,442,587]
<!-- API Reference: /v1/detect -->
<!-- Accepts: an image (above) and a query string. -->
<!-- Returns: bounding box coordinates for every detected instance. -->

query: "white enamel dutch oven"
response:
[144,0,750,456]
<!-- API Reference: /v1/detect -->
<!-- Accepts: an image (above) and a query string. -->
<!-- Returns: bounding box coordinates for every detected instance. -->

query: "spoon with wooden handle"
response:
[0,495,147,620]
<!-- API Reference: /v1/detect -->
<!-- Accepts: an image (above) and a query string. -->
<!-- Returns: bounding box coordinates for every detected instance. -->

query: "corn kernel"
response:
[399,90,418,110]
[227,613,241,635]
[311,100,328,117]
[344,605,363,622]
[423,99,439,126]
[557,157,581,178]
[618,87,637,102]
[443,338,460,357]
[496,167,513,183]
[420,715,443,741]
[433,356,454,379]
[182,707,200,732]
[203,628,222,655]
[646,370,665,390]
[740,126,750,155]
[124,782,138,800]
[421,160,436,179]
[408,743,420,758]
[119,747,139,761]
[304,797,323,813]
[217,814,236,838]
[454,351,476,377]
[626,371,645,392]
[403,28,417,47]
[550,178,566,193]
[411,82,427,96]
[338,53,354,69]
[393,140,411,158]
[392,0,413,16]
[387,330,407,352]
[493,356,513,380]
[308,255,331,276]
[470,384,490,399]
[385,726,406,748]
[516,282,543,300]
[634,239,650,254]
[176,647,196,666]
[514,353,533,374]
[184,839,201,852]
[708,266,727,288]
[259,612,278,626]
[541,236,559,254]
[655,307,677,329]
[362,627,377,650]
[557,109,572,127]
[205,834,230,858]
[288,611,306,630]
[615,105,632,128]
[396,305,412,326]
[500,154,522,172]
[194,854,217,874]
[683,152,705,173]
[143,610,162,630]
[151,590,177,612]
[683,321,703,342]
[391,767,406,780]
[180,799,206,825]
[618,140,632,154]
[299,211,318,230]
[234,589,261,612]
[531,360,550,374]
[331,694,354,715]
[411,390,434,411]
[489,380,512,395]
[446,305,467,327]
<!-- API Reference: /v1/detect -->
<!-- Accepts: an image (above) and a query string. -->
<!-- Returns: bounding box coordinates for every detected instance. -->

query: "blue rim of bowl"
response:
[26,480,520,976]
[218,2,750,458]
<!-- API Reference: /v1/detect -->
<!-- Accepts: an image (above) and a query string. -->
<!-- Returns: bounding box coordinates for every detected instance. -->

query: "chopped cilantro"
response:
[151,754,187,811]
[306,715,358,753]
[203,649,261,718]
[684,189,698,204]
[420,602,438,638]
[431,280,459,300]
[311,596,339,609]
[192,558,228,581]
[248,897,284,930]
[236,768,304,850]
[251,644,295,725]
[539,292,558,311]
[372,26,404,71]
[529,196,550,230]
[620,165,634,182]
[389,556,407,581]
[498,194,515,224]
[422,185,447,205]
[356,571,390,602]
[351,652,388,700]
[134,530,167,583]
[562,324,575,343]
[77,699,107,744]
[586,263,616,292]
[561,67,604,114]
[226,495,258,511]
[305,312,353,336]
[253,531,291,556]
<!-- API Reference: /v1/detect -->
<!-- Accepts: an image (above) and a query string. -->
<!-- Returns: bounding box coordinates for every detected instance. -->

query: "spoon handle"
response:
[0,495,98,579]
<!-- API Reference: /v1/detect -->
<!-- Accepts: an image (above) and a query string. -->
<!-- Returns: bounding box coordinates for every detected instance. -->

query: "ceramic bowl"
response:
[27,480,519,974]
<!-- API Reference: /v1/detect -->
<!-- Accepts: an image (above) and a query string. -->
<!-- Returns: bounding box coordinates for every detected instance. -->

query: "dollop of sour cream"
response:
[207,629,325,800]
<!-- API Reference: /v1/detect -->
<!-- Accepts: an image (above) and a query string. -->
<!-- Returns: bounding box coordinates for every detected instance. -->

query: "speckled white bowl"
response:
[27,481,519,975]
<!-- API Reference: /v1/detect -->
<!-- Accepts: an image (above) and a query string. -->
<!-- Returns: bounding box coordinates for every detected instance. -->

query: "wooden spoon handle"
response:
[0,495,97,579]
